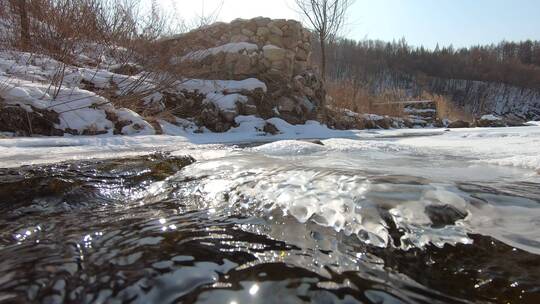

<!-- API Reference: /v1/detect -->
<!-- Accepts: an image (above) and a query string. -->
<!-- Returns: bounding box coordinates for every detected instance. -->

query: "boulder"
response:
[448,120,470,128]
[263,122,280,135]
[263,45,287,62]
[277,96,296,112]
[475,115,505,127]
[256,27,270,37]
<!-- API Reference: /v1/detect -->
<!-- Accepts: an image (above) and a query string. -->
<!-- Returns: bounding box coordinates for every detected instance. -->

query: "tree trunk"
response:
[320,36,327,82]
[14,0,31,51]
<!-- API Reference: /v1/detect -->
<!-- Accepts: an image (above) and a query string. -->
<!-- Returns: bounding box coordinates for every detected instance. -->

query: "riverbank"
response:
[1,124,539,175]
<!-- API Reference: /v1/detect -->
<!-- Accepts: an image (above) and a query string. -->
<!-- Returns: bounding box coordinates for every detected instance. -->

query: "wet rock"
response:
[0,153,196,208]
[425,205,468,228]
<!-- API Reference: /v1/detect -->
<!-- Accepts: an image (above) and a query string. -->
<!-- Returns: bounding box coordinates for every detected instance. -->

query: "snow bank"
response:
[115,108,155,135]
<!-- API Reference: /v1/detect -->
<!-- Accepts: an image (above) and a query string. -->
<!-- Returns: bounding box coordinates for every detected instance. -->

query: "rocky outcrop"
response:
[163,18,325,127]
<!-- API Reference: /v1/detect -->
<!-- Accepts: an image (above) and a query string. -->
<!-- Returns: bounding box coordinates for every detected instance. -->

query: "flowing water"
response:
[0,139,539,303]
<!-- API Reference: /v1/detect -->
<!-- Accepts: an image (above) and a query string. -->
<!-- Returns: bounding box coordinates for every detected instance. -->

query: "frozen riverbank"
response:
[1,123,539,173]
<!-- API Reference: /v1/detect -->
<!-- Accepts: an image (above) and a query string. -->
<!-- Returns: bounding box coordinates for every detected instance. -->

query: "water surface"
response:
[0,140,539,303]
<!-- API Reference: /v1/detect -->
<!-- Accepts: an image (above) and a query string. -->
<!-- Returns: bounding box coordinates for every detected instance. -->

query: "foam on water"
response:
[174,143,540,255]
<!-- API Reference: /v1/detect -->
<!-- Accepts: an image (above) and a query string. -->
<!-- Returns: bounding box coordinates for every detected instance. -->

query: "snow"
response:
[179,42,259,62]
[178,78,267,94]
[0,74,115,133]
[404,108,436,113]
[177,78,267,112]
[0,50,267,136]
[481,114,502,121]
[158,120,192,136]
[262,44,281,51]
[205,93,248,111]
[115,108,155,135]
[1,117,539,173]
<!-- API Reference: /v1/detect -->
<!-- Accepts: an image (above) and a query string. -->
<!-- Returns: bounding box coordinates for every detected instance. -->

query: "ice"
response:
[251,140,327,156]
[174,146,540,254]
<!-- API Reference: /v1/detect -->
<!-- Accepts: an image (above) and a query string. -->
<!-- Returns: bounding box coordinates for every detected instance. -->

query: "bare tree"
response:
[192,0,224,29]
[9,0,31,50]
[295,0,354,81]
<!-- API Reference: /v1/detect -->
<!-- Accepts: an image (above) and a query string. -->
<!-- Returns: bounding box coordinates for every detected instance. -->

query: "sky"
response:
[162,0,540,49]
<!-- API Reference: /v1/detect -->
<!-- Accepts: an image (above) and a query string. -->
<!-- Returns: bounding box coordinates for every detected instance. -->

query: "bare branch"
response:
[295,0,355,80]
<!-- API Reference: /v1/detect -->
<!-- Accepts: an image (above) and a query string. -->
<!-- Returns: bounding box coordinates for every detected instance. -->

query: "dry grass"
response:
[424,93,474,122]
[327,78,476,122]
[326,79,371,113]
[1,0,188,121]
[326,79,407,117]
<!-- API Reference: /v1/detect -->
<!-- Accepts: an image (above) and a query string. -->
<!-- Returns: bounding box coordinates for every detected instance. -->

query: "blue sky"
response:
[350,0,540,48]
[165,0,540,48]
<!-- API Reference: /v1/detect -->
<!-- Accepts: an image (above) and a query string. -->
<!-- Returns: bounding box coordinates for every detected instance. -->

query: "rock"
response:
[502,114,526,127]
[230,34,249,43]
[432,119,446,128]
[256,27,270,37]
[375,117,392,129]
[271,19,287,29]
[267,34,284,48]
[110,63,141,76]
[241,29,254,36]
[475,115,505,127]
[448,120,470,128]
[263,122,280,135]
[277,96,296,112]
[263,45,287,62]
[268,24,283,36]
[163,17,324,130]
[231,54,252,75]
[295,48,309,61]
[254,17,271,27]
[0,103,64,136]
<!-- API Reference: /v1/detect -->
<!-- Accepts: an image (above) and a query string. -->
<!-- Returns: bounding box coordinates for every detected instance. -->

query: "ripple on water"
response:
[0,153,539,303]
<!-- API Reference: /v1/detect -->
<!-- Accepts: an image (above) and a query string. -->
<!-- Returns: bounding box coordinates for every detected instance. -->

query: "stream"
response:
[0,138,539,303]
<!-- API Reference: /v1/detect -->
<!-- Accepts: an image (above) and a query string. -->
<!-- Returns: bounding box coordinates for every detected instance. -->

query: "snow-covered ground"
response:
[1,117,539,174]
[0,50,272,136]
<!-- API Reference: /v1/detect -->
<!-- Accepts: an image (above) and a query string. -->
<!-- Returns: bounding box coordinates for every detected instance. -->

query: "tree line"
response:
[321,38,540,90]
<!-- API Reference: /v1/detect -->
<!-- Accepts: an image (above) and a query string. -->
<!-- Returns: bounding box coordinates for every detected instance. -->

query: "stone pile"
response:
[163,18,325,128]
[166,17,312,81]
